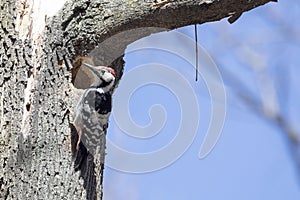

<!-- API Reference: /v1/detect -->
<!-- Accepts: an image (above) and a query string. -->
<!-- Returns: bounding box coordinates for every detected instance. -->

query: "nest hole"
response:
[71,57,96,89]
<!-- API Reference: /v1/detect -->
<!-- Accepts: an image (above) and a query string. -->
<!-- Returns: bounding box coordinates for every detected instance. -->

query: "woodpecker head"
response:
[81,62,116,91]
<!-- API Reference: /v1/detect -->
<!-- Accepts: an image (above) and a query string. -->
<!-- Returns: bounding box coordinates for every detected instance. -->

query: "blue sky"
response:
[103,0,300,199]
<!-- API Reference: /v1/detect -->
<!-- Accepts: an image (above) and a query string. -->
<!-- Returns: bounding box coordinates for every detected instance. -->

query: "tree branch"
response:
[49,0,277,62]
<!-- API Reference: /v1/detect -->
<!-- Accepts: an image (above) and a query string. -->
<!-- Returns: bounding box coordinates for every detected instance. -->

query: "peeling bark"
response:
[0,0,276,199]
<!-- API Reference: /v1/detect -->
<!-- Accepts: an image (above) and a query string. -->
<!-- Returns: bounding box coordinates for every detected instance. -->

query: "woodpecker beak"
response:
[104,66,116,78]
[81,62,116,78]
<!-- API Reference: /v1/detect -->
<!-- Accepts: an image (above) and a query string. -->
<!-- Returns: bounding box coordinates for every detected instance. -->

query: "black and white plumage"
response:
[69,61,116,199]
[73,62,116,156]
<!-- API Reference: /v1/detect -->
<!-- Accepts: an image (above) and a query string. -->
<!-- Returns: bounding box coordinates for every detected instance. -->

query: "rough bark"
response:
[0,0,276,199]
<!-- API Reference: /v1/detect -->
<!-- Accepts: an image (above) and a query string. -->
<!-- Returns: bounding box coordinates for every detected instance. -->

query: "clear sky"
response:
[103,0,300,199]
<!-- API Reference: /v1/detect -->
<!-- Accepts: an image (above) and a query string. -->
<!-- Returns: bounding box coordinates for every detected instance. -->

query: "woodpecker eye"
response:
[100,69,106,75]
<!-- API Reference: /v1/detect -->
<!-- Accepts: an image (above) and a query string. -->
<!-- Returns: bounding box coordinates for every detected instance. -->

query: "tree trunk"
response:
[0,0,276,199]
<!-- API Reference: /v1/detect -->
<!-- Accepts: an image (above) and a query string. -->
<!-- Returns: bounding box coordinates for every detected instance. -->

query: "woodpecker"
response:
[73,62,116,156]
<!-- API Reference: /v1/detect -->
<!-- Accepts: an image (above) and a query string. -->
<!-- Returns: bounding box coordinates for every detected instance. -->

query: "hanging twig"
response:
[194,24,198,81]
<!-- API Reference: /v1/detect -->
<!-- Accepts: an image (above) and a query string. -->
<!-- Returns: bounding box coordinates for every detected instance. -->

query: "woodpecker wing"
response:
[77,88,112,156]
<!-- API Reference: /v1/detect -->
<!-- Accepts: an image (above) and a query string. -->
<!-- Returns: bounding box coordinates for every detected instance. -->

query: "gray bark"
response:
[0,0,276,199]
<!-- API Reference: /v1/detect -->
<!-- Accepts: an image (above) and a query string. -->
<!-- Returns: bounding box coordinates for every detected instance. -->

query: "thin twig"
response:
[194,24,198,81]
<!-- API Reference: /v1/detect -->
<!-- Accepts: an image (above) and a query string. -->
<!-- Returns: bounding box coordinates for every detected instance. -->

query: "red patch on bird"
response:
[105,67,116,78]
